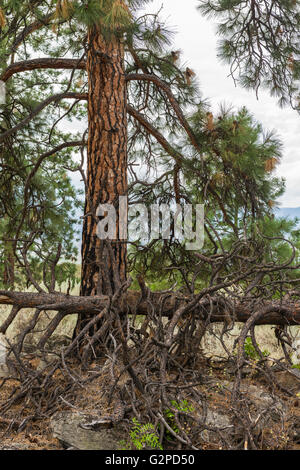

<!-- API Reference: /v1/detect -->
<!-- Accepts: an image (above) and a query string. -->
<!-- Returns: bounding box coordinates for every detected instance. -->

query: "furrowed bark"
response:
[79,26,128,330]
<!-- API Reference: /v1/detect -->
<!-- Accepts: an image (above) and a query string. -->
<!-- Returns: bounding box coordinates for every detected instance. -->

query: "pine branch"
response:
[1,58,86,82]
[0,92,88,143]
[127,104,183,164]
[126,73,203,154]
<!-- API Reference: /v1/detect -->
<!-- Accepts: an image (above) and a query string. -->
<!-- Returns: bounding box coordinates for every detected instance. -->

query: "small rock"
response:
[200,409,233,443]
[0,333,9,377]
[275,369,300,393]
[0,363,10,378]
[0,443,29,450]
[50,411,125,450]
[291,339,300,366]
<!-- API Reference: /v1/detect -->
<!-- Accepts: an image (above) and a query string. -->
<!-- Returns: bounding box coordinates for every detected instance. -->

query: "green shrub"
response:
[163,399,194,439]
[244,337,270,361]
[120,418,163,450]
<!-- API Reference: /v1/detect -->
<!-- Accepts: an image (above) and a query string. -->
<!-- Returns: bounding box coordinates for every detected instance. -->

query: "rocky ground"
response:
[0,301,299,450]
[0,356,299,451]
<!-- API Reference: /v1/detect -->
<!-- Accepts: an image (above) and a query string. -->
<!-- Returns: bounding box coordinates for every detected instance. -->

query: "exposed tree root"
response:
[0,280,299,450]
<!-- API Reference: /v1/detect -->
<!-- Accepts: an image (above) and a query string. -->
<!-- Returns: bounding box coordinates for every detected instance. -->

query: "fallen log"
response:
[0,290,299,326]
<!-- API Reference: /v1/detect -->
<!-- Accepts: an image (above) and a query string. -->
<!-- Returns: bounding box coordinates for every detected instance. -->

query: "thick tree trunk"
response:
[80,27,127,298]
[75,28,128,338]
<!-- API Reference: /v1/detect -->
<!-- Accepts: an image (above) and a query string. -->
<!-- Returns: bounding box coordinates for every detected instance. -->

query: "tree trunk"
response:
[81,27,127,297]
[75,27,128,337]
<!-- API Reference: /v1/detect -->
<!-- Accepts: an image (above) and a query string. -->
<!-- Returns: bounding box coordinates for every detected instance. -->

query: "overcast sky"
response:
[143,0,300,208]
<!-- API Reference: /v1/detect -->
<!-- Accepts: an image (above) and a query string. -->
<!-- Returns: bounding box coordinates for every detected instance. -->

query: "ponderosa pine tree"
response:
[1,4,300,446]
[0,0,299,344]
[0,0,202,299]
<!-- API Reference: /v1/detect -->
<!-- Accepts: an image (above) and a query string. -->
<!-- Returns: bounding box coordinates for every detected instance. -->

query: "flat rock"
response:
[50,411,124,450]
